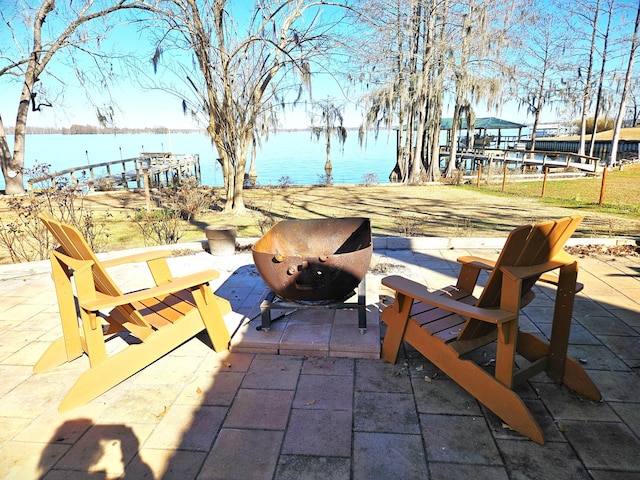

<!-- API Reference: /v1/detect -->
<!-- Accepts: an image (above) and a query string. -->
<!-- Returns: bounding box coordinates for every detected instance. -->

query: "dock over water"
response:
[447,149,602,175]
[27,152,201,193]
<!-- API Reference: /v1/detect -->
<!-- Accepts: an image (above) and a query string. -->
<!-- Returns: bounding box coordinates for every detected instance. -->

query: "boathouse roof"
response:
[440,117,527,130]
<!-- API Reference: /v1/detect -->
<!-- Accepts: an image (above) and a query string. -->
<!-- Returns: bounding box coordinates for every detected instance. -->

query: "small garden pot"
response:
[205,225,237,255]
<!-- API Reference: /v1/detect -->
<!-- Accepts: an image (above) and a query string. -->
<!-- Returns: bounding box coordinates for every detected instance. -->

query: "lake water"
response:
[2,130,399,190]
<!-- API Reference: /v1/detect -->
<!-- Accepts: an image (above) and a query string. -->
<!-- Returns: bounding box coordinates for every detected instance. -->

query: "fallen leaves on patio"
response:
[566,244,640,257]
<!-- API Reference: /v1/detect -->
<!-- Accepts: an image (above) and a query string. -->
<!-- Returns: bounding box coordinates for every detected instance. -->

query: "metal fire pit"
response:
[252,217,372,331]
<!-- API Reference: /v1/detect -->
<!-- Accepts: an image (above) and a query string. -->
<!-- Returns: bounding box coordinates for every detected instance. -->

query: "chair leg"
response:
[58,312,205,412]
[403,319,545,445]
[33,337,83,373]
[380,293,413,364]
[191,285,231,352]
[562,355,602,401]
[517,332,601,401]
[548,262,579,382]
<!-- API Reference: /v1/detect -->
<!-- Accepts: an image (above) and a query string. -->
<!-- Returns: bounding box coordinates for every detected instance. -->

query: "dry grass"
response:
[2,165,639,265]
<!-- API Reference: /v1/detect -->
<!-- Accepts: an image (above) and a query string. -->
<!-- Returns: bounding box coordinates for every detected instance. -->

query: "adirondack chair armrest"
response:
[101,250,173,268]
[382,275,518,325]
[525,250,584,292]
[499,259,569,282]
[79,269,221,312]
[537,273,584,293]
[456,255,496,271]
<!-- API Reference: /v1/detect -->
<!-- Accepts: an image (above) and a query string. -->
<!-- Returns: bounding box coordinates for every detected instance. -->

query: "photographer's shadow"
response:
[40,418,153,478]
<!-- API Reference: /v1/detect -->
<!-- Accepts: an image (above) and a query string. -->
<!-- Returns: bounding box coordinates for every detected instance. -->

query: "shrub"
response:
[316,173,333,186]
[277,176,293,188]
[362,173,378,186]
[132,208,184,245]
[0,162,109,262]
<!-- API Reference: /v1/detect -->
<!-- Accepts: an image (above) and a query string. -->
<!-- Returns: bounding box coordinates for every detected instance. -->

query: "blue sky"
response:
[0,1,367,130]
[0,1,556,131]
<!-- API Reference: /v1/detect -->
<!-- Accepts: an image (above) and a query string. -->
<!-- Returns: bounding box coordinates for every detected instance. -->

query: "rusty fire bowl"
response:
[252,217,372,303]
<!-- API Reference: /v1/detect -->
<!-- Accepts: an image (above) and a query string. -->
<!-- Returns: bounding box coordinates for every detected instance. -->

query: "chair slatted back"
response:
[40,214,122,297]
[40,214,147,327]
[458,216,583,341]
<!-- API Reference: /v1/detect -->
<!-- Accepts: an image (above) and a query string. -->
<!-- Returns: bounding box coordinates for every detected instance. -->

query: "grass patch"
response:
[472,163,640,218]
[2,164,639,264]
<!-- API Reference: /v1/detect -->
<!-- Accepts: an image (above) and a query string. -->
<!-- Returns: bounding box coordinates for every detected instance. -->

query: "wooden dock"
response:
[446,149,601,174]
[27,152,201,193]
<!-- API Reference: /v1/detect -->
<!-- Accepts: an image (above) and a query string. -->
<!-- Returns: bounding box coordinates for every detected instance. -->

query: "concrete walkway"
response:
[0,238,639,479]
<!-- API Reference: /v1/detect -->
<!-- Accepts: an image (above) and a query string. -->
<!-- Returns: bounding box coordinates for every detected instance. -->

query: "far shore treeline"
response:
[4,125,335,135]
[5,125,203,135]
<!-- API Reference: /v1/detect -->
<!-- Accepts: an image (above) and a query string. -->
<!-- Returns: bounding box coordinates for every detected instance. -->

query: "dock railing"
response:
[27,153,201,194]
[501,149,601,173]
[444,149,601,176]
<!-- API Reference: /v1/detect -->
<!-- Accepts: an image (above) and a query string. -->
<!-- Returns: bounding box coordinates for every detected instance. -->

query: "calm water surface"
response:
[3,130,398,190]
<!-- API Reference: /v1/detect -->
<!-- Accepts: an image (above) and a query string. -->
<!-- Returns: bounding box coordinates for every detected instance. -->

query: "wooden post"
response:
[598,166,607,205]
[502,163,507,192]
[541,167,548,197]
[121,162,128,190]
[135,160,142,189]
[488,154,494,185]
[476,163,482,187]
[144,168,151,212]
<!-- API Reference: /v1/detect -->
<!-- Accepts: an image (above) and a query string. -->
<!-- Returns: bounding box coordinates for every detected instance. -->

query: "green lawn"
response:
[472,162,640,218]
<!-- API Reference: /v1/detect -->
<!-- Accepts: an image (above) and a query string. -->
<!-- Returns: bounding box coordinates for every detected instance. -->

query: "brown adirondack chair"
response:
[34,214,232,412]
[380,216,601,445]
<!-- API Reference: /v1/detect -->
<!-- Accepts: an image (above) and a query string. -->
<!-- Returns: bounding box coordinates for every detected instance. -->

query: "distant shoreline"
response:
[4,126,363,136]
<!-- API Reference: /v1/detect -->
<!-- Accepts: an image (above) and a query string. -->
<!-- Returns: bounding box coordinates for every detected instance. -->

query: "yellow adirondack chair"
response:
[380,216,601,444]
[34,214,232,412]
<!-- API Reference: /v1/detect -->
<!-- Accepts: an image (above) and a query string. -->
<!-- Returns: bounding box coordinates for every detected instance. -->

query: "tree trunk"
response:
[589,0,614,157]
[324,128,332,184]
[2,33,43,194]
[610,3,640,167]
[220,133,248,213]
[406,113,420,183]
[0,115,22,194]
[530,105,542,152]
[226,166,246,212]
[247,136,257,186]
[424,98,442,182]
[446,101,462,178]
[578,0,601,157]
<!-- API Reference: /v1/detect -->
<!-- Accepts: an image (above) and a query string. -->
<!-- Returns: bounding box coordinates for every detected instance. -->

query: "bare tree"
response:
[150,0,349,213]
[568,0,603,157]
[354,0,523,183]
[444,0,518,177]
[623,83,640,126]
[514,5,568,150]
[0,0,152,195]
[610,2,640,167]
[310,97,347,184]
[355,0,448,183]
[589,0,615,156]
